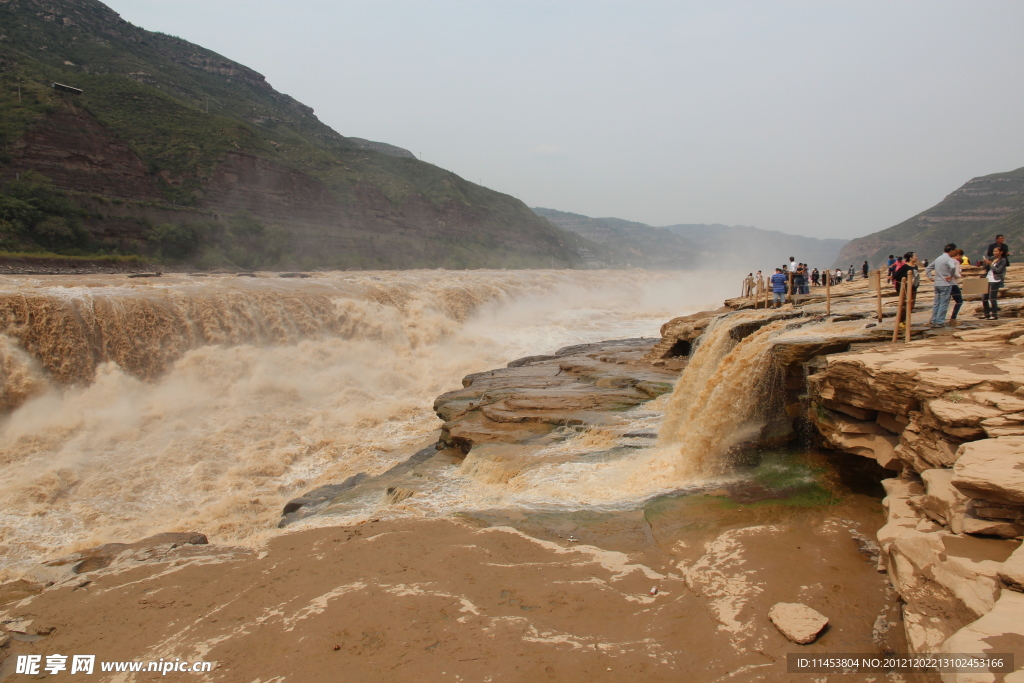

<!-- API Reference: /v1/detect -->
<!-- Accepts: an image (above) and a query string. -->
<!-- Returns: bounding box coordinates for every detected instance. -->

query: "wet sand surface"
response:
[0,463,927,682]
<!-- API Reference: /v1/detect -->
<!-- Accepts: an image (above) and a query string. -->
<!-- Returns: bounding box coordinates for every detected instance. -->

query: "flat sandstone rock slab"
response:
[768,602,829,644]
[952,437,1024,505]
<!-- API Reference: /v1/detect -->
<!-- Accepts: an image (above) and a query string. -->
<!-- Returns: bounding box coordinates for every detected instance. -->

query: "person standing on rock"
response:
[887,255,896,284]
[982,246,1008,320]
[987,234,1010,265]
[889,255,903,288]
[925,243,957,328]
[770,267,787,308]
[910,253,921,306]
[892,252,919,325]
[786,257,798,298]
[949,249,965,326]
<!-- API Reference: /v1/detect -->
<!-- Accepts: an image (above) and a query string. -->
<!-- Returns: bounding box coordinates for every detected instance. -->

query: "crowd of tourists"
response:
[923,235,1009,325]
[743,257,876,308]
[741,233,1012,324]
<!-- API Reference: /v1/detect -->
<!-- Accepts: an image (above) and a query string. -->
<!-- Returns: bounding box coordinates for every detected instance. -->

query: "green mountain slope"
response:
[837,167,1024,266]
[0,0,592,269]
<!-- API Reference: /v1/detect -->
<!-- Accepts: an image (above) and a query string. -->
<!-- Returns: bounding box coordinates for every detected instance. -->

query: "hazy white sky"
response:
[106,0,1024,239]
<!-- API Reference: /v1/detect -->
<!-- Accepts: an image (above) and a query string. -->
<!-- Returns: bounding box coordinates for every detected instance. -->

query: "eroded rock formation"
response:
[804,322,1024,673]
[641,273,1024,677]
[436,338,676,454]
[644,310,720,369]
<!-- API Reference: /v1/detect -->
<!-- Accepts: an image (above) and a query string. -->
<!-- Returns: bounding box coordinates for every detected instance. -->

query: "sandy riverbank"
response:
[1,470,905,682]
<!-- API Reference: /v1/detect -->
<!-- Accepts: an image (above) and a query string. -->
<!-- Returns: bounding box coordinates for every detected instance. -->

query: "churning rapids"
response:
[0,269,744,579]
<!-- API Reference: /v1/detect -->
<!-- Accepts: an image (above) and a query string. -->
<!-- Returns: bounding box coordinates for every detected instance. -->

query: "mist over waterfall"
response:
[0,269,738,578]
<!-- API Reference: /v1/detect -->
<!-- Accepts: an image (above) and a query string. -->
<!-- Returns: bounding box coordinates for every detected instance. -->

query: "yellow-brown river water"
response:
[0,269,740,578]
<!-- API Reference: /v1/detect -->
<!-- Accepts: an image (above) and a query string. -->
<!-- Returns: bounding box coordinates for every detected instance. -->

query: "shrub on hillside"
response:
[0,172,90,252]
[147,222,204,261]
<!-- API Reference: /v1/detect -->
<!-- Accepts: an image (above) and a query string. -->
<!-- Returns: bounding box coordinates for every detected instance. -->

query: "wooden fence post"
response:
[905,276,914,343]
[825,271,831,315]
[876,269,883,322]
[892,279,905,343]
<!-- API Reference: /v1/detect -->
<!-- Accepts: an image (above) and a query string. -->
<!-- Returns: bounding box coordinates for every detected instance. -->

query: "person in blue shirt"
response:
[925,243,958,327]
[769,267,788,308]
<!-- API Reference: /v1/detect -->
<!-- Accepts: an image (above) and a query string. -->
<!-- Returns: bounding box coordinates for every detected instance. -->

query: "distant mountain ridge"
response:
[0,0,593,269]
[837,166,1024,266]
[532,208,709,268]
[535,208,847,271]
[664,224,848,272]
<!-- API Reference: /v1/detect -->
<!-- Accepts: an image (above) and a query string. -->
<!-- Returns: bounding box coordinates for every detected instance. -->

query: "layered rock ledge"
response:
[805,324,1024,669]
[657,272,1024,681]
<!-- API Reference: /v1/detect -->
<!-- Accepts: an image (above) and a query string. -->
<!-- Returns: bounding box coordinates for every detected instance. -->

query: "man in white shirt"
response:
[924,243,958,327]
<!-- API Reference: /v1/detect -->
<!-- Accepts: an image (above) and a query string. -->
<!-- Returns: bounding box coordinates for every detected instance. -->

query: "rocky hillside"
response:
[0,0,594,269]
[837,166,1024,267]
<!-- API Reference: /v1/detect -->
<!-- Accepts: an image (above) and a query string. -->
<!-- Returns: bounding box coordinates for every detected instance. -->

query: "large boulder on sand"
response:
[952,438,1024,505]
[768,602,829,644]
